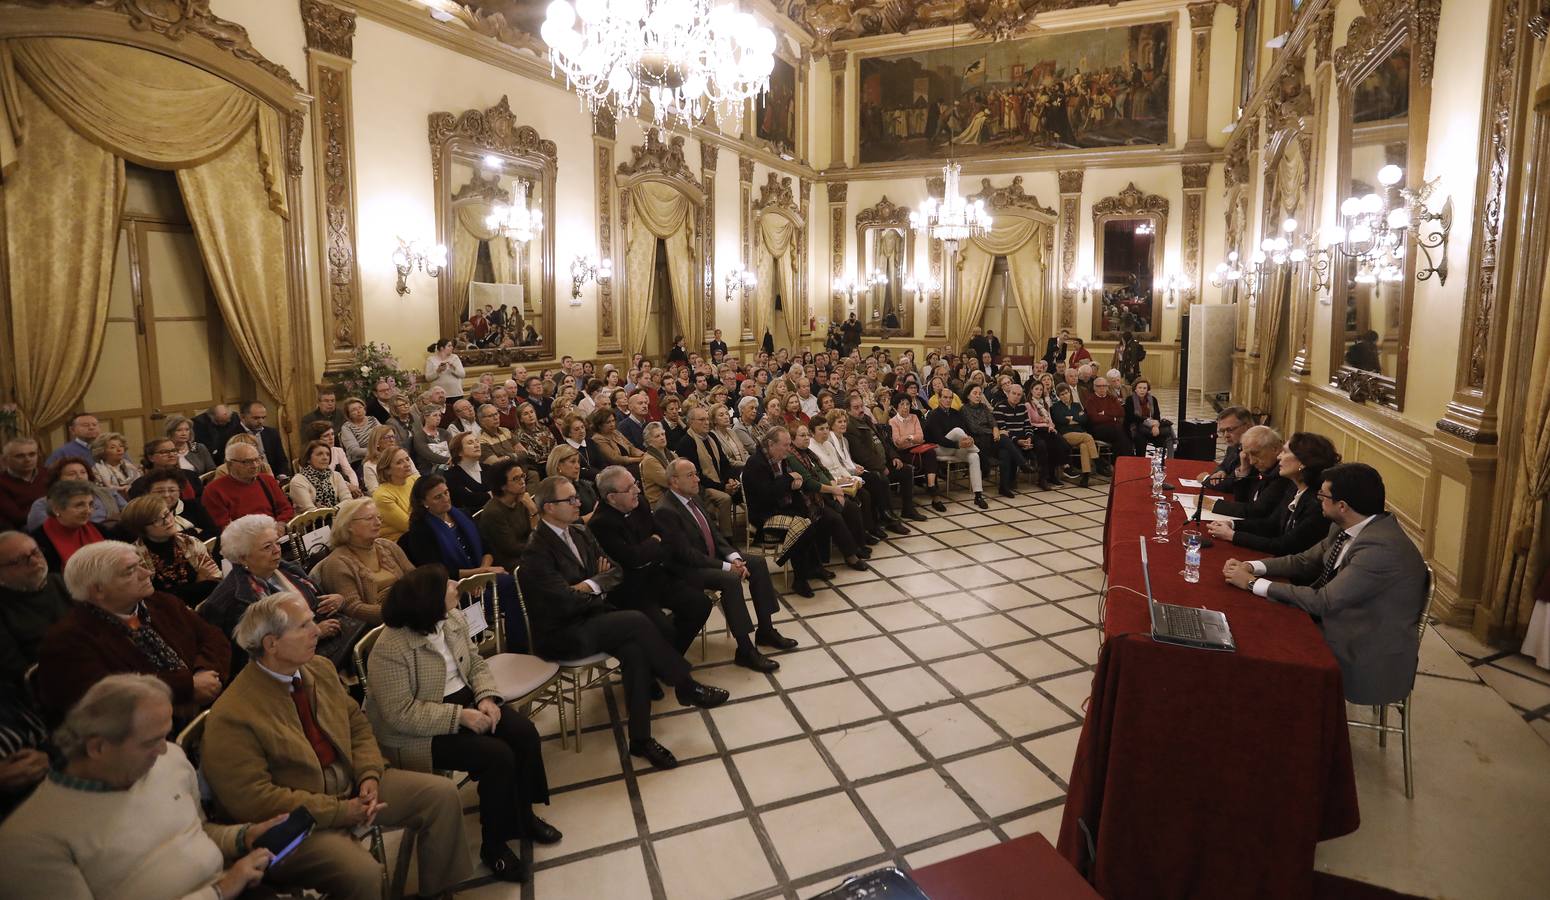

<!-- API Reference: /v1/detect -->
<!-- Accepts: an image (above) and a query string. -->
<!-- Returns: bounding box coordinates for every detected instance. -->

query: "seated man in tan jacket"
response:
[201,593,472,900]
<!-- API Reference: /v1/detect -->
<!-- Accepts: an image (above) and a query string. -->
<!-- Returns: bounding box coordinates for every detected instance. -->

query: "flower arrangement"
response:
[332,342,418,401]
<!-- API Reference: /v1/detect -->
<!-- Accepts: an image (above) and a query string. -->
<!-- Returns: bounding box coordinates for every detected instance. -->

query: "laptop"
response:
[1138,535,1236,651]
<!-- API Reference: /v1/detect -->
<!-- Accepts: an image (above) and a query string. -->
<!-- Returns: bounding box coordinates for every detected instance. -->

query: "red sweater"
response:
[1082,392,1126,428]
[0,470,46,530]
[202,473,294,527]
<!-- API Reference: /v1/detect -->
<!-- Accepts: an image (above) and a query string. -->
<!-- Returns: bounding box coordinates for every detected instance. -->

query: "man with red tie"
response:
[653,459,797,673]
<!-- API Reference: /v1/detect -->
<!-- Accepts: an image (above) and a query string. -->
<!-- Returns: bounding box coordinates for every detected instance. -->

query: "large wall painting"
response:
[755,55,799,155]
[857,21,1172,164]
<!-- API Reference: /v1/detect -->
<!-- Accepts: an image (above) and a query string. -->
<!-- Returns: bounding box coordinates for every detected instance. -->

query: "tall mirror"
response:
[1092,183,1168,341]
[1330,11,1424,409]
[855,197,915,336]
[431,97,557,357]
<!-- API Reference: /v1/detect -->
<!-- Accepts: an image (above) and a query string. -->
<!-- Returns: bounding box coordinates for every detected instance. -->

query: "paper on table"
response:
[1178,478,1204,489]
[1175,494,1240,522]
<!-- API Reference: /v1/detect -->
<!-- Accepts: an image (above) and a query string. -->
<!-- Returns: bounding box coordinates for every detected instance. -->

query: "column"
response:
[738,155,755,341]
[593,115,620,355]
[799,176,812,338]
[1181,163,1210,314]
[701,142,717,343]
[829,50,847,170]
[827,181,847,326]
[1057,169,1085,331]
[1185,2,1217,151]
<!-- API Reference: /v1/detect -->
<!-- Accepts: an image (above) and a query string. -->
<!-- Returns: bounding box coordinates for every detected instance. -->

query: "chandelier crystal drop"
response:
[486,179,542,245]
[910,163,992,249]
[540,0,776,130]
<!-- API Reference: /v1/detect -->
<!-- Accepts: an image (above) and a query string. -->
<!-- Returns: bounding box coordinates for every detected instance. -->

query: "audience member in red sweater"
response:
[0,437,47,530]
[1081,375,1135,457]
[35,540,230,722]
[202,442,294,528]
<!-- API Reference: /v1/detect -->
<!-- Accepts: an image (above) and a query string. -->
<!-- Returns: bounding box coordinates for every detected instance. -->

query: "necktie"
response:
[686,498,716,556]
[560,528,583,566]
[1314,531,1351,588]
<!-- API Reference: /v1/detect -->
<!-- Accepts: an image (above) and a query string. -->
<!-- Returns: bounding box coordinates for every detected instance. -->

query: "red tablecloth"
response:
[1057,457,1359,899]
[911,833,1100,899]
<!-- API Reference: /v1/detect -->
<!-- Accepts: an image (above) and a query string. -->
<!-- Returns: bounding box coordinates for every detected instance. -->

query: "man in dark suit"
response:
[192,404,235,464]
[984,330,1002,360]
[966,327,990,359]
[588,467,713,657]
[708,328,729,359]
[1198,406,1253,491]
[1042,329,1070,369]
[231,401,291,479]
[1207,426,1291,519]
[672,406,738,537]
[655,459,797,673]
[1224,463,1430,706]
[741,428,827,598]
[517,476,727,770]
[844,394,924,525]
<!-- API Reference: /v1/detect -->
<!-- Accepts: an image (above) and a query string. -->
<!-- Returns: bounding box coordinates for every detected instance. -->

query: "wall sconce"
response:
[393,238,445,296]
[1068,273,1100,304]
[570,254,612,305]
[1318,166,1452,286]
[1156,271,1190,308]
[724,264,756,303]
[835,277,861,308]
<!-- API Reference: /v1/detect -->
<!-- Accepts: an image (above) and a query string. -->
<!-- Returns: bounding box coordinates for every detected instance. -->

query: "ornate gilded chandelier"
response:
[539,0,776,130]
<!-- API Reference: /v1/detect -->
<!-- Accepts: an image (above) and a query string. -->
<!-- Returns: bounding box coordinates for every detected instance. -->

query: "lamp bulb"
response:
[1377,165,1404,187]
[1281,217,1298,234]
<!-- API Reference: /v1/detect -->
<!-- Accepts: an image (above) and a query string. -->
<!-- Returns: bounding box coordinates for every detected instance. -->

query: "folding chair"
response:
[1346,564,1435,799]
[456,572,561,711]
[286,506,337,569]
[510,569,616,752]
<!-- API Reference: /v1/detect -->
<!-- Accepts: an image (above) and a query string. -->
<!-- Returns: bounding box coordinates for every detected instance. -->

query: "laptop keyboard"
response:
[1159,604,1206,641]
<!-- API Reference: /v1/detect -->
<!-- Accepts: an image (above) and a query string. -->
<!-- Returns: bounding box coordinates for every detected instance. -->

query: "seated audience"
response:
[0,531,70,686]
[478,460,537,571]
[200,514,362,672]
[301,386,345,434]
[1125,379,1173,455]
[711,403,752,469]
[1207,426,1292,520]
[364,565,559,882]
[844,395,925,524]
[547,444,598,523]
[1211,432,1341,557]
[889,394,949,512]
[1051,382,1101,480]
[26,457,125,531]
[90,432,141,497]
[396,475,508,583]
[44,413,99,468]
[410,407,452,474]
[476,403,531,470]
[37,541,229,721]
[203,594,473,899]
[1082,374,1135,457]
[517,476,728,771]
[192,404,236,463]
[304,422,361,494]
[965,384,1034,497]
[673,405,738,537]
[590,407,644,472]
[119,496,220,608]
[1224,463,1429,705]
[311,498,414,626]
[130,439,205,503]
[371,447,419,541]
[287,439,352,513]
[732,396,762,458]
[444,431,495,511]
[589,467,714,658]
[1197,406,1254,490]
[29,480,108,572]
[131,467,218,540]
[203,437,293,528]
[384,394,417,450]
[358,424,399,493]
[163,414,217,476]
[0,684,49,820]
[338,397,380,467]
[789,423,876,564]
[1023,380,1078,487]
[0,675,278,899]
[231,401,291,479]
[813,410,907,536]
[639,421,676,507]
[924,386,988,509]
[0,438,46,531]
[743,428,829,598]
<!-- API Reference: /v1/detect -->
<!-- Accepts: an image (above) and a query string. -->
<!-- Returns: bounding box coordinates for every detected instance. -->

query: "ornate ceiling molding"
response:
[1334,0,1442,85]
[1091,181,1169,220]
[301,0,354,57]
[855,194,911,228]
[617,130,703,190]
[964,175,1058,217]
[792,0,1132,49]
[428,95,558,170]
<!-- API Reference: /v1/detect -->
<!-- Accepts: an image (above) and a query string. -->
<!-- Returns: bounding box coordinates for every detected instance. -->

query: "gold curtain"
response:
[450,203,516,333]
[0,80,124,433]
[625,182,698,353]
[955,217,1042,348]
[1005,231,1047,349]
[1253,269,1292,414]
[755,212,798,346]
[176,124,294,426]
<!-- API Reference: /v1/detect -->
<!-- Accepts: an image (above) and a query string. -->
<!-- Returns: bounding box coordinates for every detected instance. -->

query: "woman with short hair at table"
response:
[1209,432,1341,557]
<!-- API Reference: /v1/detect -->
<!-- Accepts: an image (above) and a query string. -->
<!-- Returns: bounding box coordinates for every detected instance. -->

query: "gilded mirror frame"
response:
[430,96,558,361]
[1091,182,1168,342]
[854,196,916,337]
[1259,62,1316,392]
[1327,3,1433,411]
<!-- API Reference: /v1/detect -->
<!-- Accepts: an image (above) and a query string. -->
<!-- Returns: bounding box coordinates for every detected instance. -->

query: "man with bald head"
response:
[1206,425,1292,520]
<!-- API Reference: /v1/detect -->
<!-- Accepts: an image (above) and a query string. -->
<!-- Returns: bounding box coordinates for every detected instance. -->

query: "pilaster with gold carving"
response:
[829,49,847,170]
[1181,163,1209,315]
[799,177,811,338]
[1057,169,1084,331]
[593,115,620,355]
[738,155,755,340]
[827,181,847,325]
[701,142,717,343]
[1185,2,1216,150]
[301,0,361,368]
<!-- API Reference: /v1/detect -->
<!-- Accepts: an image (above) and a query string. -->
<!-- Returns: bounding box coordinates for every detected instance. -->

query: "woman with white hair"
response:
[310,497,415,626]
[199,514,363,671]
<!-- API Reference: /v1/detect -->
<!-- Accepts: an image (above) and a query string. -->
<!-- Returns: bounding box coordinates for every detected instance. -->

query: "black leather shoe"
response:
[790,579,815,598]
[816,567,838,580]
[856,545,873,558]
[675,681,729,709]
[1079,473,1091,488]
[526,815,563,845]
[999,488,1017,499]
[974,494,990,509]
[931,499,948,512]
[481,844,529,882]
[734,647,780,672]
[755,627,799,650]
[905,511,929,523]
[846,559,869,572]
[629,737,679,770]
[887,519,911,534]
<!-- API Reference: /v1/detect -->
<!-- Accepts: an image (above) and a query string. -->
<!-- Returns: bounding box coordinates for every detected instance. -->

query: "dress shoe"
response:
[675,681,730,709]
[887,519,912,533]
[931,499,948,512]
[974,494,990,509]
[864,533,881,546]
[816,567,838,579]
[481,844,528,883]
[1079,473,1091,488]
[905,511,929,523]
[846,558,869,572]
[999,488,1017,499]
[755,627,799,650]
[734,646,780,672]
[856,545,873,558]
[790,578,815,597]
[629,737,679,769]
[526,815,563,845]
[649,681,665,701]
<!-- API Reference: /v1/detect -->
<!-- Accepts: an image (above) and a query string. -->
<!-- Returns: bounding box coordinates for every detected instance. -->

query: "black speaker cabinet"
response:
[1175,418,1219,461]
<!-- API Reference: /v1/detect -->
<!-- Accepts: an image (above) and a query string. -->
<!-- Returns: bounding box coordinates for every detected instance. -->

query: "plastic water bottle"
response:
[1153,498,1170,543]
[1183,531,1201,583]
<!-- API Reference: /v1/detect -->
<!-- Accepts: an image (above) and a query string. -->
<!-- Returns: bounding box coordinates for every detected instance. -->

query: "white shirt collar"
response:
[671,490,696,509]
[1342,514,1379,541]
[544,520,573,540]
[255,659,300,685]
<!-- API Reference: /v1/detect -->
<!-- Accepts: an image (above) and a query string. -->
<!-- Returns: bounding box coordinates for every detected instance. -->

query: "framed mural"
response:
[856,21,1172,164]
[754,54,799,155]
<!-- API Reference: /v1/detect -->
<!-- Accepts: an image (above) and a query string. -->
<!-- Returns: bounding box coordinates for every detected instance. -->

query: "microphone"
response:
[1189,478,1215,548]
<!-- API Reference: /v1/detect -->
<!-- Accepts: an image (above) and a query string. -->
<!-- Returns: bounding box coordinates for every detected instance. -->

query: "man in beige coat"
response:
[202,592,471,900]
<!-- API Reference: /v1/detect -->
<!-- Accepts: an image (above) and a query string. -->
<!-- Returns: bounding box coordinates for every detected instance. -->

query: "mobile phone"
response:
[255,805,316,866]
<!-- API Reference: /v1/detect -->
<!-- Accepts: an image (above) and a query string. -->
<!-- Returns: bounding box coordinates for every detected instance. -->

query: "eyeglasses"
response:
[228,457,260,466]
[1316,492,1336,502]
[544,495,582,506]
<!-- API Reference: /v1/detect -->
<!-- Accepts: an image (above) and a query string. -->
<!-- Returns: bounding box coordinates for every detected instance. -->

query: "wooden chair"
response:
[1346,563,1435,799]
[351,624,386,693]
[510,570,616,752]
[455,572,561,710]
[286,506,337,569]
[199,470,218,485]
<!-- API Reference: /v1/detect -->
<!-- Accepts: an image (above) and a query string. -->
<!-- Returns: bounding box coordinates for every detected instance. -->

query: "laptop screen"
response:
[1139,535,1160,634]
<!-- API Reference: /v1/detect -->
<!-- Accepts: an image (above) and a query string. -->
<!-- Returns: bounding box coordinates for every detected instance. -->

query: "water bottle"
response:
[1152,498,1170,543]
[1183,531,1201,583]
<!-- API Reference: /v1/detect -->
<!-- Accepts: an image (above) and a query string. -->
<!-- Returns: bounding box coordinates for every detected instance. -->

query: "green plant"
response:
[333,342,418,401]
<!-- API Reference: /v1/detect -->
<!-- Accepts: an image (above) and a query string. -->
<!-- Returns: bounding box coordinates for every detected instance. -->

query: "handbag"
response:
[906,442,938,456]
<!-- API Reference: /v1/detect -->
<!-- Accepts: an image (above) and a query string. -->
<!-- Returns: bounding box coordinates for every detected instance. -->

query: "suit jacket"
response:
[654,491,736,570]
[192,412,235,463]
[363,608,501,772]
[674,429,736,492]
[1213,443,1243,492]
[516,522,616,659]
[741,448,805,528]
[618,415,648,450]
[1260,513,1429,705]
[844,413,896,473]
[708,339,728,358]
[1042,337,1067,367]
[986,336,1002,359]
[1214,469,1292,520]
[1232,486,1328,556]
[589,501,681,596]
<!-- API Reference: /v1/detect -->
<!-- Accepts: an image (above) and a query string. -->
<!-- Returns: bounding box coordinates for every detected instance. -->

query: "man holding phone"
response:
[204,593,472,900]
[0,674,280,898]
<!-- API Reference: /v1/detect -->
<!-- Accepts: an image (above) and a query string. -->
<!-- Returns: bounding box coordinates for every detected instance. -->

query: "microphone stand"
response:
[1188,478,1214,548]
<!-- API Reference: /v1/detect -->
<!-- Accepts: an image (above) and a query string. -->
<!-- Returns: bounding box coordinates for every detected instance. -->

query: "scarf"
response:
[141,535,195,588]
[1129,392,1155,419]
[301,465,338,507]
[80,601,187,673]
[43,518,103,566]
[429,509,483,570]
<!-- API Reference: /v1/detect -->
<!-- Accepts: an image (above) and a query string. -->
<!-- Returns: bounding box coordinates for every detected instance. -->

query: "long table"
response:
[1056,457,1359,899]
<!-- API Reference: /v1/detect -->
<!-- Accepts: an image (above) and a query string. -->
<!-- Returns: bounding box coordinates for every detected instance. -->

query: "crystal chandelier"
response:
[911,162,992,250]
[539,0,776,130]
[485,179,542,245]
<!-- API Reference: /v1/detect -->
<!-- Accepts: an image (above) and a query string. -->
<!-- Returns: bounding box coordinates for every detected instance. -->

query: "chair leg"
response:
[556,678,570,750]
[1401,698,1415,799]
[1378,705,1389,748]
[572,669,584,753]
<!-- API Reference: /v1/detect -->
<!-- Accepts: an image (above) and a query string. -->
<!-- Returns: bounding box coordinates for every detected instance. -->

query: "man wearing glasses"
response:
[202,438,294,529]
[1197,406,1254,489]
[0,531,70,686]
[1223,463,1430,706]
[518,475,728,771]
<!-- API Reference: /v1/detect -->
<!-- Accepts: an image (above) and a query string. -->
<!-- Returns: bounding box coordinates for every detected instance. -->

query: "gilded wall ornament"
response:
[300,0,354,58]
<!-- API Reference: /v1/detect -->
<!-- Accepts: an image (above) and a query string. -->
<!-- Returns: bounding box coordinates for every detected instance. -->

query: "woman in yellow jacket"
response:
[371,446,418,541]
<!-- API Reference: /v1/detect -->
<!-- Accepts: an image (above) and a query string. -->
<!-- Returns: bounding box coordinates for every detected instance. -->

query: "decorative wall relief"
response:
[302,0,361,367]
[1057,168,1083,330]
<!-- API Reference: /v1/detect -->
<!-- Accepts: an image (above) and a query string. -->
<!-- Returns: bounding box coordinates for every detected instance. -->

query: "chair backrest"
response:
[456,572,499,653]
[200,470,218,484]
[1418,562,1436,642]
[175,709,210,767]
[287,506,337,567]
[509,567,538,655]
[353,624,385,691]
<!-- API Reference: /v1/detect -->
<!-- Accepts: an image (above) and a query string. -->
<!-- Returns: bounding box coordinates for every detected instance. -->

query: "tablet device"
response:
[255,806,316,865]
